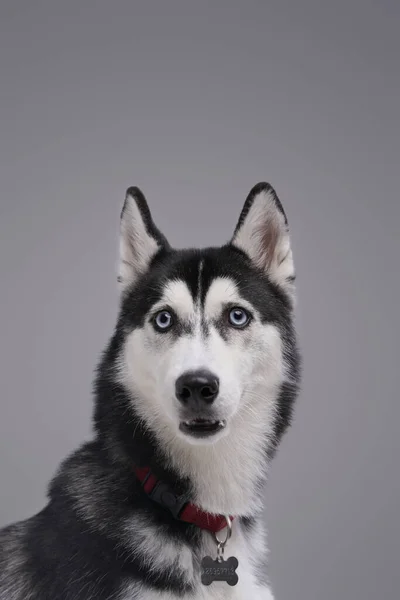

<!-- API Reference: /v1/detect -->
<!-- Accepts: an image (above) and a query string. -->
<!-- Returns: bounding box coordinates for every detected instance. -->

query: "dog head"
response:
[109,183,299,451]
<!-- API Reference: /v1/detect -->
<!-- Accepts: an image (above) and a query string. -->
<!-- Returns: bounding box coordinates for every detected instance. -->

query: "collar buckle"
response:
[148,480,188,520]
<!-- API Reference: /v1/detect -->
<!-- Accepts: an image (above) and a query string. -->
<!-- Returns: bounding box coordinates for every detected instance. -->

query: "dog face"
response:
[116,184,298,448]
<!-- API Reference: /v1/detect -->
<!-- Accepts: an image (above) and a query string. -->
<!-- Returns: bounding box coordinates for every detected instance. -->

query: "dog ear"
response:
[231,182,295,300]
[118,187,169,292]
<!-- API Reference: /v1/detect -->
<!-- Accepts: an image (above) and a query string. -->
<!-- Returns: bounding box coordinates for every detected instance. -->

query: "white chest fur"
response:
[119,518,274,600]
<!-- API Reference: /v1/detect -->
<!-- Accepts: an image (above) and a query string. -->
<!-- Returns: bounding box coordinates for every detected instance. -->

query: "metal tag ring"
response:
[212,515,232,548]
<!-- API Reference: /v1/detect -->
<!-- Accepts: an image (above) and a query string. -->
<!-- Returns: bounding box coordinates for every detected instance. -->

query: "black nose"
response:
[175,370,220,407]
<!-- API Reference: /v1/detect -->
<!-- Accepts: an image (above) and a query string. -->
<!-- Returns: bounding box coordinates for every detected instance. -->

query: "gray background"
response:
[1,1,399,599]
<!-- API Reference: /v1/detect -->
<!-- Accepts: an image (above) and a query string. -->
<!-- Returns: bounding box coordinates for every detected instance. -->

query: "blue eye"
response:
[228,307,250,328]
[154,310,173,332]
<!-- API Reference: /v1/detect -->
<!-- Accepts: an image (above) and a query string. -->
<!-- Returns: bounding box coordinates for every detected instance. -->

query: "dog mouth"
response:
[179,418,226,438]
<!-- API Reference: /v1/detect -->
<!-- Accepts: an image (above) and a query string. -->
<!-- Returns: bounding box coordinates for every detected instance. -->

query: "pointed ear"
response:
[118,187,169,292]
[231,182,295,301]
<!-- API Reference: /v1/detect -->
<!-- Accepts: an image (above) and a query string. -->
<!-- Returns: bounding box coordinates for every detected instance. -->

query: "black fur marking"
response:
[240,515,256,531]
[25,473,192,598]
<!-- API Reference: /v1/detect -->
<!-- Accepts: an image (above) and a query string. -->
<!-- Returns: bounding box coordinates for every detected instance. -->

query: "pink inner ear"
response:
[253,217,280,271]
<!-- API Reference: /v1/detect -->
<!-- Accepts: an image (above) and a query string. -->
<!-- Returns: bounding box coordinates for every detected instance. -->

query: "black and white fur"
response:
[0,183,301,599]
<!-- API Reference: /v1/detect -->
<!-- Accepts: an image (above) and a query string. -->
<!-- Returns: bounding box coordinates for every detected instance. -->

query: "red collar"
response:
[134,465,233,534]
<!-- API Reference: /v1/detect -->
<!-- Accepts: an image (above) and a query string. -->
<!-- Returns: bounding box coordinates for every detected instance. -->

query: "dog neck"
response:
[154,403,274,517]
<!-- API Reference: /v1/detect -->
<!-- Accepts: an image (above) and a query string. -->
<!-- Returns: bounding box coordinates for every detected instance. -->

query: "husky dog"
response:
[0,182,300,599]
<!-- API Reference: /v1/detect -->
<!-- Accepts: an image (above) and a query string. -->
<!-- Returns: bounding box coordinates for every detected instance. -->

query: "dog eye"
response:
[228,307,250,328]
[154,310,174,332]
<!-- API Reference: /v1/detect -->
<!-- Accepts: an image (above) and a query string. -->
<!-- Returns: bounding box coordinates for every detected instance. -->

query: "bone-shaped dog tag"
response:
[201,555,239,586]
